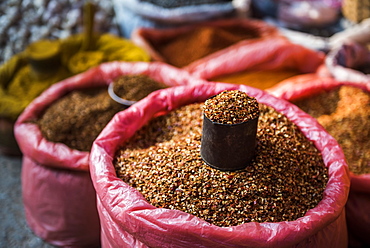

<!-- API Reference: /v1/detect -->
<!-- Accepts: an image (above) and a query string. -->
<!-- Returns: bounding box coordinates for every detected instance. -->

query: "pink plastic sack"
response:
[132,18,280,64]
[14,61,198,247]
[131,18,325,80]
[186,37,325,80]
[90,82,349,248]
[268,74,370,248]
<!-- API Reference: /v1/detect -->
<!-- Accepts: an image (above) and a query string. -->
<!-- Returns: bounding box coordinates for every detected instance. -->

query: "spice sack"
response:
[131,18,324,89]
[132,18,280,68]
[14,61,198,247]
[268,74,370,247]
[90,82,349,247]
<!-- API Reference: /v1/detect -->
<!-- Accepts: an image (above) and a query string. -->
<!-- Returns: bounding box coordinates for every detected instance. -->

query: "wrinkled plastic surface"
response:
[325,41,370,83]
[185,36,325,80]
[132,18,324,80]
[14,61,197,247]
[133,19,282,63]
[90,82,350,248]
[268,74,370,247]
[21,156,100,247]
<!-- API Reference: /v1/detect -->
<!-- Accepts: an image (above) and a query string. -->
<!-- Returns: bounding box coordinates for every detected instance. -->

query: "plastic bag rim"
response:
[14,61,197,171]
[90,82,350,245]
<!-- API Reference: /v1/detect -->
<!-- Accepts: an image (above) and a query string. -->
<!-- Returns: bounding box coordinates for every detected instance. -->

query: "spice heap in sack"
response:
[210,68,300,90]
[291,84,370,248]
[90,83,349,247]
[132,18,280,68]
[132,18,326,90]
[114,90,329,226]
[292,85,369,175]
[195,36,324,90]
[268,75,370,248]
[13,61,193,247]
[153,25,258,68]
[36,74,167,152]
[198,37,325,89]
[0,33,149,156]
[0,33,150,123]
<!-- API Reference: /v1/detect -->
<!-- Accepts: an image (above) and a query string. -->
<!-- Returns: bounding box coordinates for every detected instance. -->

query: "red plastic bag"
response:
[14,61,197,247]
[90,82,349,248]
[132,18,280,65]
[268,74,370,247]
[131,18,325,81]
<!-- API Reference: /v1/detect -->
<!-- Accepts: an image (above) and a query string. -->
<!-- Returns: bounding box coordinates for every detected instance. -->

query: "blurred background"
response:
[1,0,369,247]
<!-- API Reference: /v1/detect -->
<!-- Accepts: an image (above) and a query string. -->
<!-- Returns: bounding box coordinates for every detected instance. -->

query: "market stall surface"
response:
[0,153,54,247]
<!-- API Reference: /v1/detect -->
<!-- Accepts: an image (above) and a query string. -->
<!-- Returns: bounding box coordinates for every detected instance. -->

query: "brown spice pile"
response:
[112,74,168,101]
[293,85,370,175]
[203,90,259,124]
[36,87,124,151]
[211,69,300,90]
[156,26,259,67]
[114,102,328,227]
[36,75,167,152]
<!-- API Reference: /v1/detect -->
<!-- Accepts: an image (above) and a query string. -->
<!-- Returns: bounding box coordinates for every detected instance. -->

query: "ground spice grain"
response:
[293,85,370,175]
[203,90,259,124]
[112,74,168,101]
[155,25,259,68]
[36,75,168,152]
[210,69,300,90]
[36,87,125,151]
[114,102,328,227]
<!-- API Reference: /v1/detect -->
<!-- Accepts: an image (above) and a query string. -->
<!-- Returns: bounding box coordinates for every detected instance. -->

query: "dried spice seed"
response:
[114,102,328,227]
[35,87,125,151]
[156,26,259,67]
[35,75,168,152]
[203,90,259,124]
[112,74,168,101]
[293,85,370,175]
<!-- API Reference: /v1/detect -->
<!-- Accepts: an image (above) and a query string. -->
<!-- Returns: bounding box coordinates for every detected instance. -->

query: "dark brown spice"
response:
[293,85,370,175]
[203,90,259,124]
[112,74,168,101]
[36,87,125,151]
[36,74,167,152]
[114,102,328,227]
[155,26,259,67]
